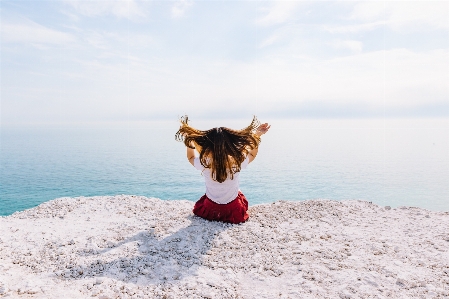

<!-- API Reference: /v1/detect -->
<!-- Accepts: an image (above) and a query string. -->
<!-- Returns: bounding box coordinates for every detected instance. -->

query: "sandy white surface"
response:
[0,196,448,299]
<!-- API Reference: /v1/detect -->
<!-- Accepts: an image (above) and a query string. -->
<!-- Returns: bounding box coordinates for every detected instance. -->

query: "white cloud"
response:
[85,31,110,49]
[4,47,447,124]
[259,34,279,48]
[2,1,448,124]
[60,10,81,22]
[331,40,363,53]
[349,1,386,22]
[82,30,154,51]
[324,2,449,35]
[169,49,448,111]
[65,0,146,19]
[256,1,302,26]
[60,48,447,117]
[171,0,193,19]
[0,20,75,44]
[258,24,303,48]
[323,21,385,34]
[350,1,449,31]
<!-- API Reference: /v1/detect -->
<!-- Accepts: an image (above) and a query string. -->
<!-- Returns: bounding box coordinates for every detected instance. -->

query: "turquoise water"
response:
[1,118,448,216]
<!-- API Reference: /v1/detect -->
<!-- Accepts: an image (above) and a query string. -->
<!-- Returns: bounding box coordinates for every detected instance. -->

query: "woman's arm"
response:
[248,122,270,163]
[187,146,195,166]
[248,147,258,163]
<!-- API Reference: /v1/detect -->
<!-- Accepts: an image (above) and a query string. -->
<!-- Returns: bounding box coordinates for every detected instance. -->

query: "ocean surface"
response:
[1,118,448,216]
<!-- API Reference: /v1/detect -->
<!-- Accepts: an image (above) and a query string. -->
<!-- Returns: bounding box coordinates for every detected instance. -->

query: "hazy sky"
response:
[1,0,448,125]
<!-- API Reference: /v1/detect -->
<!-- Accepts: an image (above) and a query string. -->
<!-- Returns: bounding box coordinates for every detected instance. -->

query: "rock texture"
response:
[0,195,448,298]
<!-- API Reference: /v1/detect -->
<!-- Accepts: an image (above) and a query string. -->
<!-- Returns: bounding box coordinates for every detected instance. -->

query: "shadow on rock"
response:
[64,216,230,284]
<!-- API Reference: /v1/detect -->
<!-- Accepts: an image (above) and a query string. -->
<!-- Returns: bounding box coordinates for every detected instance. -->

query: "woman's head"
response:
[175,116,261,183]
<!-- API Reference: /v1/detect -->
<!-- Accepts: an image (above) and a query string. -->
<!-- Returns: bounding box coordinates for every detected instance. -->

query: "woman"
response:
[175,116,270,224]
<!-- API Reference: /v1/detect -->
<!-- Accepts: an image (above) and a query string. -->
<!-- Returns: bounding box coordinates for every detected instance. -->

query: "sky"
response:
[1,0,448,125]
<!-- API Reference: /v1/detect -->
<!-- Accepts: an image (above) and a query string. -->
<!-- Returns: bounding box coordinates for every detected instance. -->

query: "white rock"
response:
[200,291,215,299]
[426,284,435,291]
[1,196,448,299]
[27,287,40,294]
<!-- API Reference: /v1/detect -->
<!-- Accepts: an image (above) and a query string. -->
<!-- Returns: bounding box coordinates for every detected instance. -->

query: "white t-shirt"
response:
[194,156,249,204]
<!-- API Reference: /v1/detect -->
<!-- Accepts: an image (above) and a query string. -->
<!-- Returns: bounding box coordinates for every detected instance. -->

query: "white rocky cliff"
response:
[1,196,448,298]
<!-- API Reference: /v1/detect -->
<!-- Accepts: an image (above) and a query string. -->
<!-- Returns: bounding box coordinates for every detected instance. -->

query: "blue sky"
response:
[1,0,448,125]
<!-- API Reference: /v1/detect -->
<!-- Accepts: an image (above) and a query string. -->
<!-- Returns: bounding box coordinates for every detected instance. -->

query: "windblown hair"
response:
[175,115,261,183]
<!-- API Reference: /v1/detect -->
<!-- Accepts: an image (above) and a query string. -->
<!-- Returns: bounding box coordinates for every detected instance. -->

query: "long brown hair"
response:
[175,116,261,183]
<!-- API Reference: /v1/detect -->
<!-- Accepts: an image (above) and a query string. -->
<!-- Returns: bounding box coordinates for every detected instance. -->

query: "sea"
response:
[1,118,448,216]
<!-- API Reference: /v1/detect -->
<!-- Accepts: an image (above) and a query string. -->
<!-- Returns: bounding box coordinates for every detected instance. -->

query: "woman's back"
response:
[193,155,250,204]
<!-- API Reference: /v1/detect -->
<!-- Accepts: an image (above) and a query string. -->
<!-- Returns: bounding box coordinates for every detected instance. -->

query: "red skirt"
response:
[193,191,249,224]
